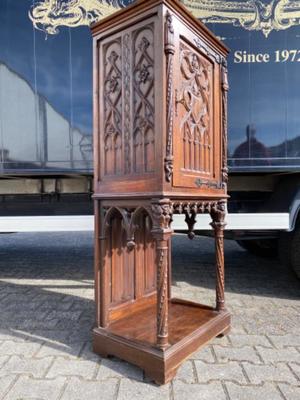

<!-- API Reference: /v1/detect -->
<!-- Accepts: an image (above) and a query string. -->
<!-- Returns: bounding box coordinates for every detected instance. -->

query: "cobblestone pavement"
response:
[0,232,299,400]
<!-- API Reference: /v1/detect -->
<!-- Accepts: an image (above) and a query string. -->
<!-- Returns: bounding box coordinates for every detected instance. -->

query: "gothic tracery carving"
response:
[133,25,155,173]
[177,42,213,175]
[123,33,131,174]
[103,40,122,176]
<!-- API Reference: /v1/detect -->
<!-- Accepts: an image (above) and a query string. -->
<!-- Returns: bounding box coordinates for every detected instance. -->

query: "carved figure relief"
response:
[103,40,123,176]
[132,26,155,173]
[177,41,213,175]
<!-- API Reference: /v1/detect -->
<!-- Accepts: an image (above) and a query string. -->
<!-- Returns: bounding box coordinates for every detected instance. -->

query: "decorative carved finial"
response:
[184,203,198,240]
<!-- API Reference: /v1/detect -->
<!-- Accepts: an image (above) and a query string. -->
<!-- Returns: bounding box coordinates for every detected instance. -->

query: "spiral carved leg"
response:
[155,237,170,349]
[151,199,173,350]
[211,201,227,312]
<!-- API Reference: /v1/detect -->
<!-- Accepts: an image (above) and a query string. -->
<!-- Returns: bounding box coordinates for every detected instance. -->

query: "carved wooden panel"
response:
[105,209,156,311]
[106,214,135,307]
[178,40,213,175]
[103,38,123,176]
[132,24,155,174]
[101,23,155,179]
[134,213,156,296]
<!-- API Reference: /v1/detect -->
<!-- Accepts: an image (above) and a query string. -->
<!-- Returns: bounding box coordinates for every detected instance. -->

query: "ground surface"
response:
[0,232,299,400]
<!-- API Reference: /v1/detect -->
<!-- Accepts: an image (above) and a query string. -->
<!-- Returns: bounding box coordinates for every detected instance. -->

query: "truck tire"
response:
[236,239,278,258]
[279,230,300,279]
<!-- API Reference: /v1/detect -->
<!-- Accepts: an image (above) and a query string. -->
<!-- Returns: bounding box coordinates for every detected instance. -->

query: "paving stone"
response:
[117,378,170,400]
[96,358,143,381]
[278,383,300,400]
[289,362,300,380]
[0,356,9,368]
[78,341,102,362]
[4,376,66,400]
[190,346,215,362]
[36,341,84,358]
[61,377,119,400]
[229,334,272,348]
[0,341,41,357]
[256,346,300,363]
[0,330,27,342]
[213,345,262,364]
[0,310,50,322]
[0,300,41,311]
[210,335,230,346]
[228,325,248,335]
[39,300,74,311]
[46,358,97,379]
[0,375,17,398]
[225,382,283,400]
[46,310,82,321]
[268,335,300,348]
[173,361,196,383]
[243,362,298,384]
[195,360,247,384]
[66,329,93,344]
[26,329,72,344]
[173,381,226,400]
[0,356,53,378]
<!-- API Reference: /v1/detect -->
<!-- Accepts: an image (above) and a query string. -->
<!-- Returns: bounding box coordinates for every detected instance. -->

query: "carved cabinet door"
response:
[172,25,222,191]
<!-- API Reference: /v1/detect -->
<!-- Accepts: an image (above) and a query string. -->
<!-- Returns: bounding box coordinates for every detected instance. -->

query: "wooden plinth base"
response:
[93,299,231,384]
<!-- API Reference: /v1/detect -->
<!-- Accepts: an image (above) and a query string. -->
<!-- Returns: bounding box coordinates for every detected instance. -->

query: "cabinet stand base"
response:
[93,298,230,384]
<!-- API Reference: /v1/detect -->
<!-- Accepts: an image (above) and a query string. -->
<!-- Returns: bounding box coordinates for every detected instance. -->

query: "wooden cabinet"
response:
[91,0,230,384]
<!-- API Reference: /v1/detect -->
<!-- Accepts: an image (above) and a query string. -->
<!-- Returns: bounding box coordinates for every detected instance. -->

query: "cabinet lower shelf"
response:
[93,298,231,384]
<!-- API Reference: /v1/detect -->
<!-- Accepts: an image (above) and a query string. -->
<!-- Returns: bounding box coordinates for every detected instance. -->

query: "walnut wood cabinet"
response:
[91,0,230,384]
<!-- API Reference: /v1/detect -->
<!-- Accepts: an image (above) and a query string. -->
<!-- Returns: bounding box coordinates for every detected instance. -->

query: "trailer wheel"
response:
[279,229,300,279]
[236,239,278,258]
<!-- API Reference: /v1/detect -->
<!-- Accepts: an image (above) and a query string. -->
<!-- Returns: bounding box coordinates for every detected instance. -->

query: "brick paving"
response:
[0,232,299,400]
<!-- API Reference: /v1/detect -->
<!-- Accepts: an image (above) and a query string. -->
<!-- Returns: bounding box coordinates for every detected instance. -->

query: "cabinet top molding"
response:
[91,0,229,56]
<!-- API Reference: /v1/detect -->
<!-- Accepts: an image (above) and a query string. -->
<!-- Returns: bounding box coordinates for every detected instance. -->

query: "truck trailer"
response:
[0,0,300,278]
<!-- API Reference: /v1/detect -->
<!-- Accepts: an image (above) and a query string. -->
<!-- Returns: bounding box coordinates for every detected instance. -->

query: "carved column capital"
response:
[210,200,227,230]
[150,199,173,233]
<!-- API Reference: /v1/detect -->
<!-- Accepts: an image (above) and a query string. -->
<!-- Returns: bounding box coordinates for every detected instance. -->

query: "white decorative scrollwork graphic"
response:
[29,0,124,34]
[29,0,300,38]
[182,0,300,38]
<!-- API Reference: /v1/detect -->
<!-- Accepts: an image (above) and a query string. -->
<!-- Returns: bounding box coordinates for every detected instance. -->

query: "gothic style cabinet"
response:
[91,0,230,384]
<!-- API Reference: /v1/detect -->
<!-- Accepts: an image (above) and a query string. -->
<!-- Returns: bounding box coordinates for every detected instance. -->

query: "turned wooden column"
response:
[94,200,101,327]
[99,204,108,328]
[210,201,227,312]
[151,199,173,349]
